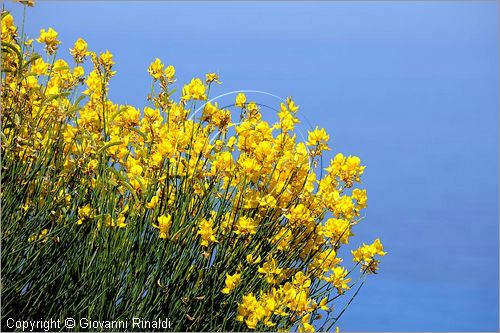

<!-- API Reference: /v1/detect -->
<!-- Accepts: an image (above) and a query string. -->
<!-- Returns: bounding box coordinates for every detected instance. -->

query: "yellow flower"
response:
[205,72,221,84]
[298,313,315,332]
[2,14,17,42]
[234,216,258,236]
[28,229,48,243]
[30,58,48,76]
[83,70,104,96]
[202,102,231,129]
[246,253,262,265]
[306,126,330,151]
[292,271,311,289]
[70,38,88,63]
[236,293,266,329]
[146,195,159,209]
[254,141,273,162]
[226,136,237,150]
[181,78,206,101]
[36,27,60,54]
[286,97,299,113]
[285,203,313,225]
[116,214,127,228]
[371,238,386,255]
[325,153,365,187]
[319,297,329,311]
[235,92,246,107]
[153,214,172,239]
[211,151,233,174]
[130,164,143,176]
[148,58,164,80]
[127,158,144,176]
[99,50,115,70]
[276,102,299,132]
[86,159,99,172]
[259,194,276,208]
[22,76,38,90]
[198,218,217,247]
[271,228,292,251]
[325,266,351,294]
[309,249,341,274]
[238,156,261,177]
[258,257,283,284]
[352,238,386,262]
[77,204,94,224]
[332,195,355,220]
[144,107,162,122]
[322,218,352,245]
[352,188,367,209]
[351,239,386,274]
[150,152,164,168]
[73,66,84,78]
[221,273,241,294]
[115,105,140,127]
[164,65,175,81]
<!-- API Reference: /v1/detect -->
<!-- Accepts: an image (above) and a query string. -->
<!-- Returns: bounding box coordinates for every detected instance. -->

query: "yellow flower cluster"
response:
[352,238,387,273]
[153,214,172,239]
[236,271,334,331]
[70,38,88,63]
[222,273,241,294]
[1,13,17,42]
[37,27,60,54]
[1,10,385,331]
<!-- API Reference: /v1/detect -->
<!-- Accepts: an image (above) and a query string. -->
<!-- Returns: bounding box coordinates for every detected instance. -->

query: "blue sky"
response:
[7,1,499,331]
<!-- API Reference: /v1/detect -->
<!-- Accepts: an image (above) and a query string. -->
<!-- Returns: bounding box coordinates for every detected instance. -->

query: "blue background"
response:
[7,1,499,331]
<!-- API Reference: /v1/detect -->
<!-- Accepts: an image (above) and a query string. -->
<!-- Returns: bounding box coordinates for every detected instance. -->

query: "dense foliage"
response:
[1,5,385,332]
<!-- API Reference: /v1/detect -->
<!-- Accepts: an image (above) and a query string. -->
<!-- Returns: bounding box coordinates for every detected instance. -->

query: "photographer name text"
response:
[6,317,172,331]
